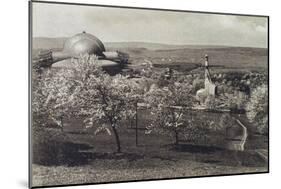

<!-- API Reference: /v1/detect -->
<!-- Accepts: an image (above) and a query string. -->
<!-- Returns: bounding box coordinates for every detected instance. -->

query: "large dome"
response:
[63,31,105,57]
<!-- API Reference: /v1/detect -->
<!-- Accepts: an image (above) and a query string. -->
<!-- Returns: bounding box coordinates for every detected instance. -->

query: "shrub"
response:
[32,124,69,165]
[246,84,268,134]
[192,77,204,93]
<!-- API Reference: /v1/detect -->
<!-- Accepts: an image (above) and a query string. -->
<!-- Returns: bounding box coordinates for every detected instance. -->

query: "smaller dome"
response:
[63,31,105,57]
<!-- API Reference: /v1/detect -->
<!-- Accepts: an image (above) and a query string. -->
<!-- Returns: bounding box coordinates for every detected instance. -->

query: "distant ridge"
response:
[32,37,267,70]
[33,37,67,50]
[33,37,258,51]
[103,42,229,51]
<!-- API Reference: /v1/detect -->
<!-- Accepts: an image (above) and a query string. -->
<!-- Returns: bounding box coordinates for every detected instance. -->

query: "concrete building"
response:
[33,31,129,75]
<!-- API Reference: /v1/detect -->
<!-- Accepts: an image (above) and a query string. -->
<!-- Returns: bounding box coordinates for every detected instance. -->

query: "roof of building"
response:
[63,31,105,57]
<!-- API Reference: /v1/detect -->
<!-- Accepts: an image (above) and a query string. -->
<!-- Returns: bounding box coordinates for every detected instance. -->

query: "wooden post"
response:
[135,103,138,146]
[127,119,130,129]
[60,116,63,132]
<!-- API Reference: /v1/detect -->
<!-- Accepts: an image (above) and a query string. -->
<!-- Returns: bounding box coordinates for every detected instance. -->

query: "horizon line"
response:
[33,37,268,49]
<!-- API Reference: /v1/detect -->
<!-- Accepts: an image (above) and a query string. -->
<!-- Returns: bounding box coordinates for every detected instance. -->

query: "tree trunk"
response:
[60,116,64,132]
[174,130,179,146]
[112,126,121,153]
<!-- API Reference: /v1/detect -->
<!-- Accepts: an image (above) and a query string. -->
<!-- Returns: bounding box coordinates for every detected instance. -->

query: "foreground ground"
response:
[32,116,268,187]
[33,155,267,187]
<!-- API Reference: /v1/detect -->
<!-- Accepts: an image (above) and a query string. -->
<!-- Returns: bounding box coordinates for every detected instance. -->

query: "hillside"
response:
[33,37,230,51]
[32,37,268,70]
[33,37,66,50]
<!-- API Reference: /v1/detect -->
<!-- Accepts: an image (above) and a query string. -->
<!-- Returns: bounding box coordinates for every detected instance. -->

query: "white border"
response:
[0,0,278,189]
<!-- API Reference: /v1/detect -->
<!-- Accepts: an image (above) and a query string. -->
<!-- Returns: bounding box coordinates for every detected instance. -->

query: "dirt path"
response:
[255,149,268,161]
[236,119,248,151]
[226,118,248,151]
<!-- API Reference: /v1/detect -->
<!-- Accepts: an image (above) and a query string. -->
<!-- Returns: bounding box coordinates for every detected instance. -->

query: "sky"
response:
[32,2,268,48]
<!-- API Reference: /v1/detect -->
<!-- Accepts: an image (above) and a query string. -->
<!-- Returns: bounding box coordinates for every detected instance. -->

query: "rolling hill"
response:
[33,37,234,51]
[32,37,268,70]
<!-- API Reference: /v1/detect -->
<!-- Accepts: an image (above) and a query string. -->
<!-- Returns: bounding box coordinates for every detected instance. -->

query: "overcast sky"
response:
[32,2,268,48]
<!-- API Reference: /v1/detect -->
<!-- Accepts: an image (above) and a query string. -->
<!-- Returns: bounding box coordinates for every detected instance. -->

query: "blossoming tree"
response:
[72,55,142,153]
[145,81,194,145]
[32,68,76,130]
[246,84,268,134]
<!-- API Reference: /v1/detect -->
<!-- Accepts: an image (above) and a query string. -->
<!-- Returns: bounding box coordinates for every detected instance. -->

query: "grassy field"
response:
[32,110,268,187]
[32,132,268,187]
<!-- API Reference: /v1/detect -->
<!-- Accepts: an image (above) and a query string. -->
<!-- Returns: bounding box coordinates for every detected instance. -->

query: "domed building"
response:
[33,31,129,74]
[62,31,105,57]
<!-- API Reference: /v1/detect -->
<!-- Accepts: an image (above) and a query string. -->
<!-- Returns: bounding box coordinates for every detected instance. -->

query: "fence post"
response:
[60,116,63,132]
[135,103,138,146]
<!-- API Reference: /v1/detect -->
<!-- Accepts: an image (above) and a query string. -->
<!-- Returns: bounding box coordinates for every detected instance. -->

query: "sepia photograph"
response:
[29,1,269,188]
